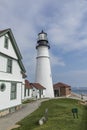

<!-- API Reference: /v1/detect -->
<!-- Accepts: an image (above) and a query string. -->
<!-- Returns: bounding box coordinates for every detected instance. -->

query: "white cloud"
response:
[51,53,65,67]
[53,70,87,87]
[1,0,87,53]
[0,0,87,86]
[46,0,87,52]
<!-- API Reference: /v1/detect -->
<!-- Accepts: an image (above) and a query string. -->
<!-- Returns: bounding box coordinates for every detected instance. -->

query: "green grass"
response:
[12,98,87,130]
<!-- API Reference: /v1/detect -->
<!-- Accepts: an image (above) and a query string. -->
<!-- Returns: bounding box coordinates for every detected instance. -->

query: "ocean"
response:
[72,87,87,95]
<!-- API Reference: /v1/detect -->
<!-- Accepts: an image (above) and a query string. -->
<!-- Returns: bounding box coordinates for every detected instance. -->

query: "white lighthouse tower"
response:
[35,30,54,98]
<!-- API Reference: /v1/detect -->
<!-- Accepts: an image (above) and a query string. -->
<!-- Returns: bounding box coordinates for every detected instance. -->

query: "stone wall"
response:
[0,105,22,117]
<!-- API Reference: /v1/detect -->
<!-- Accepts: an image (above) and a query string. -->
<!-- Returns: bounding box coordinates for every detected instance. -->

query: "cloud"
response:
[53,70,87,87]
[0,0,87,86]
[46,0,87,52]
[1,0,87,53]
[51,53,65,67]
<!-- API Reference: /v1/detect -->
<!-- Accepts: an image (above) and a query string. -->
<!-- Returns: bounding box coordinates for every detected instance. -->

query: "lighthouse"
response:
[35,30,54,98]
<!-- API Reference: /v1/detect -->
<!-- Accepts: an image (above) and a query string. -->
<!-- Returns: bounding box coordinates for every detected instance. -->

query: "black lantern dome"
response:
[36,30,50,49]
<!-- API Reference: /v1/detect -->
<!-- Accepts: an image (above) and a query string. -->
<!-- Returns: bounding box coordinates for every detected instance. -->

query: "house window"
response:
[24,88,27,97]
[0,83,6,92]
[7,59,12,73]
[41,90,43,95]
[28,89,30,96]
[4,36,9,49]
[10,82,17,100]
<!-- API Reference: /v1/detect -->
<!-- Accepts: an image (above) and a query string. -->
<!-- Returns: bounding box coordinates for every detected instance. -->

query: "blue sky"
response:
[0,0,87,88]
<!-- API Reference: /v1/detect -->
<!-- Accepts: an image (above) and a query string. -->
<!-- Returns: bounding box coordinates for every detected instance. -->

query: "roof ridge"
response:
[0,28,26,73]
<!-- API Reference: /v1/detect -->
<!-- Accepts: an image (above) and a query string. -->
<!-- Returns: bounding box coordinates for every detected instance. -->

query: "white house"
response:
[0,28,26,117]
[31,83,46,99]
[22,80,46,100]
[22,80,33,101]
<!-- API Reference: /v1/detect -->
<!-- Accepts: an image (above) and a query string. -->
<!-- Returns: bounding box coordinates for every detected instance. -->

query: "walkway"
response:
[0,99,48,130]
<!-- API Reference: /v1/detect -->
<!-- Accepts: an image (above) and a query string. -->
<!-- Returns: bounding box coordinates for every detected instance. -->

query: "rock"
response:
[39,116,46,125]
[39,119,44,125]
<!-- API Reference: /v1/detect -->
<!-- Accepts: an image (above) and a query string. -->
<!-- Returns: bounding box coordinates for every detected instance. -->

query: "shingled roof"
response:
[0,28,26,73]
[25,80,32,89]
[53,82,71,89]
[0,29,8,34]
[31,83,46,90]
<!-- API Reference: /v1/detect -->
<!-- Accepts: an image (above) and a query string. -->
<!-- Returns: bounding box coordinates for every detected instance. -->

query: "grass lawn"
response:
[12,98,87,130]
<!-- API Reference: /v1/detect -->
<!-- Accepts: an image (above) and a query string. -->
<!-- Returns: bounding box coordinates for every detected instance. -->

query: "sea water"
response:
[72,87,87,96]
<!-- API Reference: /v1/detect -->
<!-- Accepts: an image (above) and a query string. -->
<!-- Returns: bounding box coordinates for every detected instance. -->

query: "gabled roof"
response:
[53,82,71,89]
[0,28,26,73]
[31,83,46,90]
[25,80,32,89]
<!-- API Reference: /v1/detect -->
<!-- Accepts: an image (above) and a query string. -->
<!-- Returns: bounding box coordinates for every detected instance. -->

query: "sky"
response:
[0,0,87,88]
